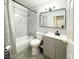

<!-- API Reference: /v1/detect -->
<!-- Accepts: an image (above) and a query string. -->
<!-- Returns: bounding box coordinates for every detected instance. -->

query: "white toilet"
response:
[30,32,44,55]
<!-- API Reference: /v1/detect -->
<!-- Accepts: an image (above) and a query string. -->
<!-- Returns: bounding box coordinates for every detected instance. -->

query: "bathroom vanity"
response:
[42,34,68,59]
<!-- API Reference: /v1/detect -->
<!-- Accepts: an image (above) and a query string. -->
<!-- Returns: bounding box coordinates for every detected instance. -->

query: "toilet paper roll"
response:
[5,45,10,51]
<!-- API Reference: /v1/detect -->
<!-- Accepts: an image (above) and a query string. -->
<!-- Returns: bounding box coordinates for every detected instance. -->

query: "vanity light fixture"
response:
[45,6,55,11]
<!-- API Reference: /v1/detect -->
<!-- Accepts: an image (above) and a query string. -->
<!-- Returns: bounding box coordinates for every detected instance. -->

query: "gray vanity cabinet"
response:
[43,36,67,59]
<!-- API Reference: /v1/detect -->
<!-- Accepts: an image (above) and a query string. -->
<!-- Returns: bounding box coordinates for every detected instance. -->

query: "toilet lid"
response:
[30,39,41,45]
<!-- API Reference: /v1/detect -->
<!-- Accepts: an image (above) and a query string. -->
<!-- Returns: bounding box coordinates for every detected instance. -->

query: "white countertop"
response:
[36,32,68,43]
[44,33,68,43]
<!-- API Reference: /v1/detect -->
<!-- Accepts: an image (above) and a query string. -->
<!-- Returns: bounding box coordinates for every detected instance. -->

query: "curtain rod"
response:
[12,0,37,13]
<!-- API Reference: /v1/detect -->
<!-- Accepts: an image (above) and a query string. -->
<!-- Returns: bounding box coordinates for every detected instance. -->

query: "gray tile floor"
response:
[14,47,51,59]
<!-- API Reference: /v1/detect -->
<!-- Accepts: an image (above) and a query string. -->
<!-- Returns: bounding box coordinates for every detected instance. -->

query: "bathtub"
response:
[16,36,33,54]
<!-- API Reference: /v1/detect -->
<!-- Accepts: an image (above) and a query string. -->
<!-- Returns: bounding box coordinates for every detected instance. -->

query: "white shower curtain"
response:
[4,0,17,58]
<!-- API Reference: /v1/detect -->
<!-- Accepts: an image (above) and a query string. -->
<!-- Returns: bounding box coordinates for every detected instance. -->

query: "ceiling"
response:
[15,0,54,11]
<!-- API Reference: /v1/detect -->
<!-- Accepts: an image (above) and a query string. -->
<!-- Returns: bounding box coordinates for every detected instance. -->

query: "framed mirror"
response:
[39,8,66,29]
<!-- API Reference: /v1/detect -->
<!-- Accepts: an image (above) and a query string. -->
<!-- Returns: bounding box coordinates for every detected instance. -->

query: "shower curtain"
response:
[4,0,17,58]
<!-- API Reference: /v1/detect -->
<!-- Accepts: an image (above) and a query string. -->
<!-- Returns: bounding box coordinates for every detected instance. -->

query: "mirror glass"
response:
[39,8,66,28]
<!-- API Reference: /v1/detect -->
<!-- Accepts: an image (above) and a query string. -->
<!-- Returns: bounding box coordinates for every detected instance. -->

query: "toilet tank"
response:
[36,32,44,40]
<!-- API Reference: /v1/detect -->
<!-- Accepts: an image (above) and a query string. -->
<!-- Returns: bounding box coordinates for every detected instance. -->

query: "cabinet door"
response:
[43,37,51,57]
[55,39,66,48]
[56,47,66,59]
[43,36,55,59]
[50,45,55,59]
[43,44,55,59]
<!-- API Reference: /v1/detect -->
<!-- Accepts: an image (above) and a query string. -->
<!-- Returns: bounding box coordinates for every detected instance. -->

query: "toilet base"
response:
[32,47,40,55]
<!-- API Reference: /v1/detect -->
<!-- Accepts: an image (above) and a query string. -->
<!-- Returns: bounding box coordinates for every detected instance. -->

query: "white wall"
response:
[27,10,37,37]
[67,39,74,59]
[67,0,74,41]
[67,0,74,59]
[12,2,27,38]
[36,0,67,34]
